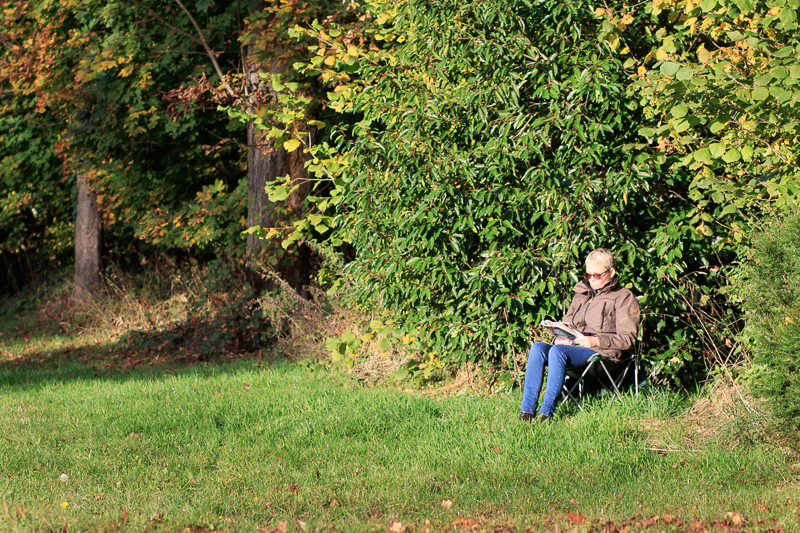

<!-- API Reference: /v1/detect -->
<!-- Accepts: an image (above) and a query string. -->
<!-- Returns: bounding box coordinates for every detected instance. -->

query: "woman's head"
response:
[585,248,615,290]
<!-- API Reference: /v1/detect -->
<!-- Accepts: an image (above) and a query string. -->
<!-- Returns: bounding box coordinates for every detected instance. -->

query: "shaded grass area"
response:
[1,355,799,532]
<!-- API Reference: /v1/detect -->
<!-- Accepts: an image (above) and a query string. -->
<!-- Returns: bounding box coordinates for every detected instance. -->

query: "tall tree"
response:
[74,173,102,298]
[0,0,249,291]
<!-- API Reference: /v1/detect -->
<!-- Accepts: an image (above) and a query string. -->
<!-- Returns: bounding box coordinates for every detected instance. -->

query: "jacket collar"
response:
[573,274,620,296]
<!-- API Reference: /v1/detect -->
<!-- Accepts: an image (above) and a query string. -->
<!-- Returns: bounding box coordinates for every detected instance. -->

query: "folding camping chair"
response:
[558,325,643,413]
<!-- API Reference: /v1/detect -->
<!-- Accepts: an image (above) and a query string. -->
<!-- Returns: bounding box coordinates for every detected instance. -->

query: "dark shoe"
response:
[537,414,550,422]
[518,412,536,422]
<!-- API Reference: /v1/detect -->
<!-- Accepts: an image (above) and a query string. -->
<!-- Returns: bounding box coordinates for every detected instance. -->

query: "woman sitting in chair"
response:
[519,248,640,422]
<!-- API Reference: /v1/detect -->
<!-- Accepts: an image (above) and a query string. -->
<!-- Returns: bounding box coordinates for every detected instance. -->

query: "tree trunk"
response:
[74,173,102,299]
[245,1,311,295]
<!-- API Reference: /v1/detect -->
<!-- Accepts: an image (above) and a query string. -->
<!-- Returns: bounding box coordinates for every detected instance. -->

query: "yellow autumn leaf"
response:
[284,139,301,152]
[324,55,335,66]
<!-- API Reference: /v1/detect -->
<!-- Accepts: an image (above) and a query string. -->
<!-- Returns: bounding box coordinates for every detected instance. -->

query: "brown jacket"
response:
[563,275,640,361]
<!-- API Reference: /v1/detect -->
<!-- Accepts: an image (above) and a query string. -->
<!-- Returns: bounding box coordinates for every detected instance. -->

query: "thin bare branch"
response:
[126,0,236,97]
[172,0,236,97]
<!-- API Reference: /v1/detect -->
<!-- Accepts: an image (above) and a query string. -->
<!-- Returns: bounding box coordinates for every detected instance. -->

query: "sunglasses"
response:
[586,269,610,280]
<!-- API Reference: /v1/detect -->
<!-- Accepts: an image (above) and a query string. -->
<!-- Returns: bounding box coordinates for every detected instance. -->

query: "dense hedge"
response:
[730,214,800,428]
[330,0,727,377]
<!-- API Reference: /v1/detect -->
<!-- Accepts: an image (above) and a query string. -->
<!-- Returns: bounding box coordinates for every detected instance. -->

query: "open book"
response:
[540,320,582,341]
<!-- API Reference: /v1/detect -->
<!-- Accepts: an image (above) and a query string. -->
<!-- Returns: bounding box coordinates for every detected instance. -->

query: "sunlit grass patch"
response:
[1,358,798,532]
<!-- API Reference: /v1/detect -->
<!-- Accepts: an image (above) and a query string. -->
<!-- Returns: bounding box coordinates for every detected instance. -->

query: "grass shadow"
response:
[0,307,286,391]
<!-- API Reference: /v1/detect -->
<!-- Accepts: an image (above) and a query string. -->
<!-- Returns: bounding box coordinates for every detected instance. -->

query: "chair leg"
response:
[559,360,596,412]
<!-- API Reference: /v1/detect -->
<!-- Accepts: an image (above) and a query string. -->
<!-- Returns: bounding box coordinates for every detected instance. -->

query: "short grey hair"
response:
[585,248,615,271]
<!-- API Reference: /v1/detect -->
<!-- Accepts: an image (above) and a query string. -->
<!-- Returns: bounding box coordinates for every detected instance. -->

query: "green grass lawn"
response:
[1,352,799,532]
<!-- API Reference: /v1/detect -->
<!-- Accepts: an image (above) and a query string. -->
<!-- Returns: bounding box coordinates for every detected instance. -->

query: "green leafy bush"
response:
[329,0,725,376]
[729,213,800,429]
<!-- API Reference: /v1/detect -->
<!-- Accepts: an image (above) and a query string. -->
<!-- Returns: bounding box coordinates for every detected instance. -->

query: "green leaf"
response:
[377,337,392,351]
[267,186,291,202]
[722,149,741,163]
[752,87,770,100]
[660,62,681,76]
[770,86,786,98]
[755,73,773,86]
[735,0,753,13]
[639,127,656,137]
[772,66,789,79]
[780,7,797,24]
[699,0,717,11]
[271,73,285,92]
[326,337,345,355]
[776,46,795,58]
[341,331,357,343]
[284,139,301,152]
[671,105,688,118]
[709,143,726,158]
[709,119,726,133]
[726,30,746,41]
[721,204,738,216]
[676,67,694,81]
[674,119,691,133]
[694,148,712,162]
[741,145,754,161]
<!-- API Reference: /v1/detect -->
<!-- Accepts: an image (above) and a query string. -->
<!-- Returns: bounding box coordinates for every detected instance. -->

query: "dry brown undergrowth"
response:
[35,263,207,338]
[257,280,406,382]
[640,380,773,455]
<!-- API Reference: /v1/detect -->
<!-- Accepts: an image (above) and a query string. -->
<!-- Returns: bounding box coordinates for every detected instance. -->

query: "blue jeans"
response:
[520,342,596,417]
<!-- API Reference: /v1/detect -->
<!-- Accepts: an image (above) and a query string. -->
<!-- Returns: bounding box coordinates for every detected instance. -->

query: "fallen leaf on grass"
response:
[243,382,251,390]
[567,512,585,524]
[289,484,299,492]
[95,492,105,501]
[441,500,453,509]
[569,498,579,505]
[756,503,768,512]
[388,521,407,533]
[725,511,745,526]
[330,499,339,507]
[451,517,477,528]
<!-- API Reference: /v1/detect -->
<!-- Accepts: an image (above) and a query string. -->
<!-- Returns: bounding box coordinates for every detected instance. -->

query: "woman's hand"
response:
[572,332,597,349]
